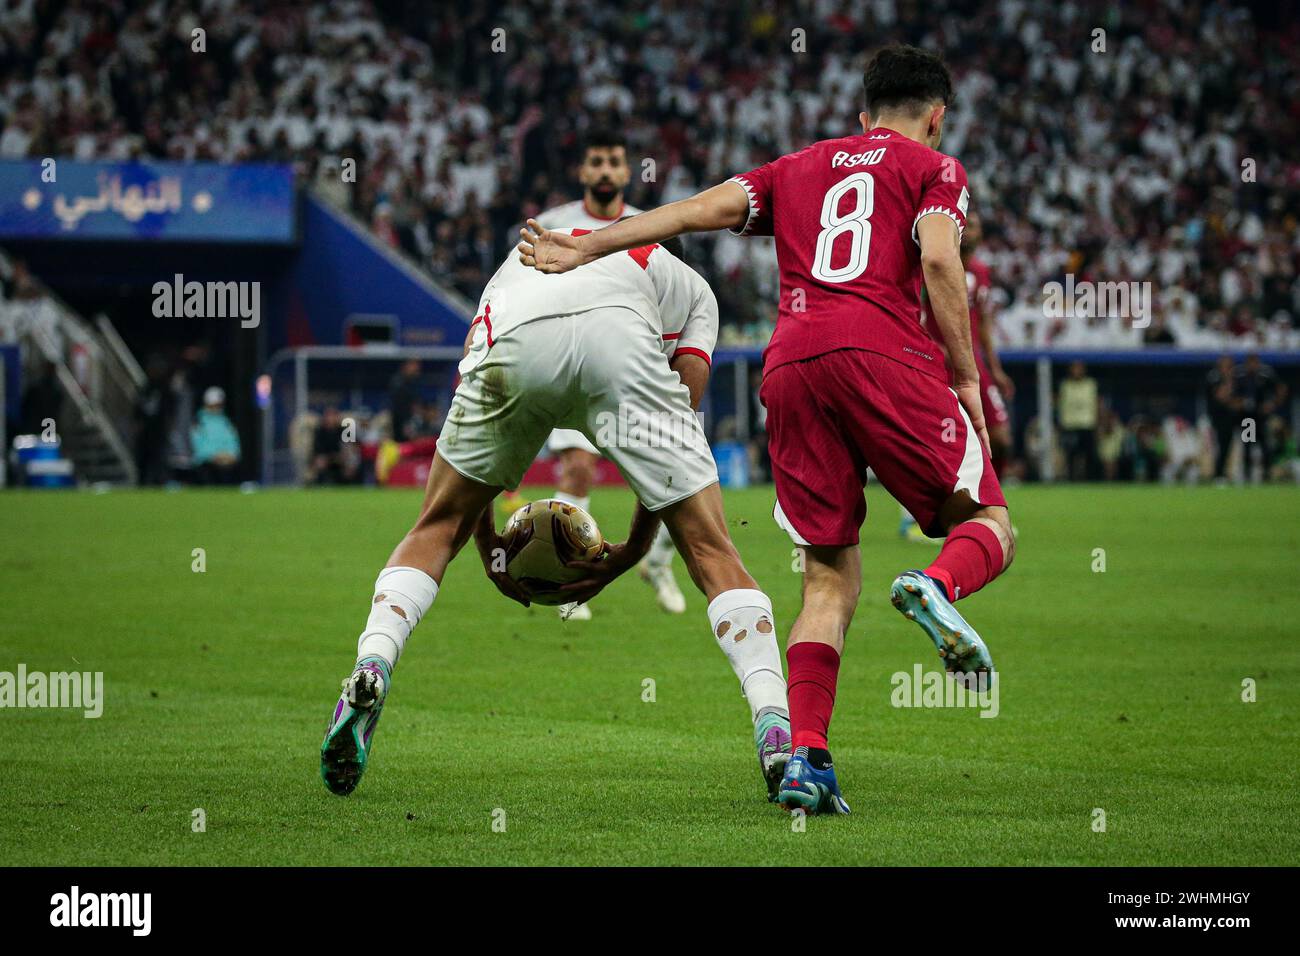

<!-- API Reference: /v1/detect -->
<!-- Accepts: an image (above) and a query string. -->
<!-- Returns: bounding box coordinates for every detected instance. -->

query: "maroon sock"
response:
[787,642,840,751]
[924,521,1006,602]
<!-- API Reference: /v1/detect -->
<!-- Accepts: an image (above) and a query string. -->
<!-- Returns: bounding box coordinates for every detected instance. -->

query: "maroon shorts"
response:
[976,352,1010,428]
[760,348,1007,545]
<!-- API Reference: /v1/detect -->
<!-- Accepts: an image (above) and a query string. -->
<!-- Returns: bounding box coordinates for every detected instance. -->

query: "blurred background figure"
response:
[134,355,174,486]
[1132,417,1167,483]
[1206,355,1240,484]
[406,401,444,439]
[309,406,359,485]
[1234,354,1288,483]
[1058,361,1099,481]
[388,359,422,443]
[1096,408,1128,483]
[1161,417,1202,485]
[191,387,241,485]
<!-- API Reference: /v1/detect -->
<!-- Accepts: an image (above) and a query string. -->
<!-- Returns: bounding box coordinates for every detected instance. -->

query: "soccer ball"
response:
[501,498,605,604]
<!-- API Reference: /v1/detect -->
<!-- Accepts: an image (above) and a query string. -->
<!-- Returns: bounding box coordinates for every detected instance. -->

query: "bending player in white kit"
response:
[530,128,686,621]
[319,231,793,800]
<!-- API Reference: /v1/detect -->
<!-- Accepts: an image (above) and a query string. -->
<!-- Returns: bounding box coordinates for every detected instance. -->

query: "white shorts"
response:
[437,307,718,511]
[547,428,599,455]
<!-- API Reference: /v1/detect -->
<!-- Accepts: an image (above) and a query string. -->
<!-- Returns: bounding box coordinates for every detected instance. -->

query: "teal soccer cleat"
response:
[755,710,793,801]
[890,571,995,680]
[320,657,390,796]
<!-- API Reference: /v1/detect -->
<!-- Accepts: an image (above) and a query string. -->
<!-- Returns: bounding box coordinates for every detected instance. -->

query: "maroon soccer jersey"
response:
[730,128,969,381]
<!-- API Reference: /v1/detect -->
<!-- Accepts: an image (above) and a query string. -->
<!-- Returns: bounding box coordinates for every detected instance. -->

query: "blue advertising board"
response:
[0,159,295,243]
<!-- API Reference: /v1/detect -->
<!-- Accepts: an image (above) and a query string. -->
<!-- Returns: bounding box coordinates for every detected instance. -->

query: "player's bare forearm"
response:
[625,501,661,559]
[923,260,976,383]
[669,353,710,410]
[472,505,495,556]
[518,183,749,273]
[918,217,977,385]
[584,183,747,261]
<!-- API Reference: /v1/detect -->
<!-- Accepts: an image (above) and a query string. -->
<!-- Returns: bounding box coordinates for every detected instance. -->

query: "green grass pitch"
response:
[1,484,1297,866]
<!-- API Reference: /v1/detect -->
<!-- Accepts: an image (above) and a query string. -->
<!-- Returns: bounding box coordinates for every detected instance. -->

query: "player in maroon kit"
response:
[903,209,1016,539]
[921,210,1014,473]
[517,45,1015,816]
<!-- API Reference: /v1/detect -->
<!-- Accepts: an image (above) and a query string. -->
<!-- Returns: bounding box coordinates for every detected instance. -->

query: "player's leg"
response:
[549,431,599,620]
[760,356,866,815]
[892,493,1014,680]
[847,353,1012,680]
[581,312,790,797]
[323,322,553,796]
[658,484,792,796]
[777,544,859,815]
[321,453,502,796]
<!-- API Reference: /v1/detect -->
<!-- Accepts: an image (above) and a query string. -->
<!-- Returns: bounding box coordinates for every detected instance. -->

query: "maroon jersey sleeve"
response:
[728,145,818,237]
[911,155,970,246]
[728,165,776,237]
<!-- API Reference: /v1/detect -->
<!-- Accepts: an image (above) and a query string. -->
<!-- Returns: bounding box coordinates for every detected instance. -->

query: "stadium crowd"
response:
[1,0,1298,349]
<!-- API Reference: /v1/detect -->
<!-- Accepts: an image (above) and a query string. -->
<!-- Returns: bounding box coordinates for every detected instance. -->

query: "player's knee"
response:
[409,503,467,550]
[679,535,751,594]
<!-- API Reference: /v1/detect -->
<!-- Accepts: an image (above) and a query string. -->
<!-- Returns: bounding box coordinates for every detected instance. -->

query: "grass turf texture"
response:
[1,484,1297,866]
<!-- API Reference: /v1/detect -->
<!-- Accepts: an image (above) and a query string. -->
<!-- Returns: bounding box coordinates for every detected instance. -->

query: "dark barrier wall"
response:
[264,195,471,354]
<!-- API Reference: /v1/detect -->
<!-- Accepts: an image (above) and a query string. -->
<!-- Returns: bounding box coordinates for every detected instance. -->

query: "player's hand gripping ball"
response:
[501,498,605,604]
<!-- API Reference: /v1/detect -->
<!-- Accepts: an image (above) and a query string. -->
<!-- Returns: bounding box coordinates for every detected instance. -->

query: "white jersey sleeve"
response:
[645,248,718,365]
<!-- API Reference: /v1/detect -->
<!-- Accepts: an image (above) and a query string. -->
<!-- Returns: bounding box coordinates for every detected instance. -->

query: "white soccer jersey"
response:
[471,229,718,367]
[534,199,642,232]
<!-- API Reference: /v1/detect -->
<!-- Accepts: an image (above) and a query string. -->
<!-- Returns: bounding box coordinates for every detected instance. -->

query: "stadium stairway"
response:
[1,249,140,485]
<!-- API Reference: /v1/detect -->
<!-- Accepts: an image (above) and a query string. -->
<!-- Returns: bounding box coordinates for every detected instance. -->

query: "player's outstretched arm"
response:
[517,182,751,273]
[918,214,989,452]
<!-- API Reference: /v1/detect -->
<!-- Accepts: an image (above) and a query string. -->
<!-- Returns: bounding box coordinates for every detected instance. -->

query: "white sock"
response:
[706,588,788,722]
[646,524,676,571]
[553,491,590,513]
[356,566,438,670]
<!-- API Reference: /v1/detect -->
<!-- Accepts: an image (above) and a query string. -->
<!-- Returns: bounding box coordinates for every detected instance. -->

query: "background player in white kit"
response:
[530,128,686,621]
[320,232,793,800]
